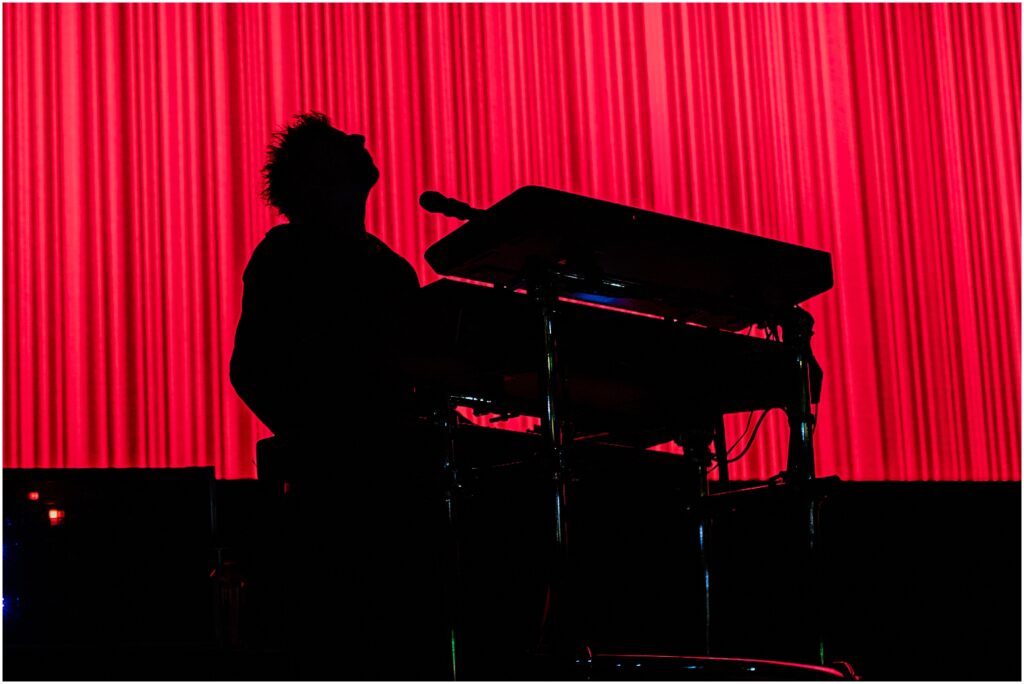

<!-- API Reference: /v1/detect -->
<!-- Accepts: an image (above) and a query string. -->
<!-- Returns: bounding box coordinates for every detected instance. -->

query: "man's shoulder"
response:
[243,224,297,280]
[263,223,298,244]
[250,223,299,253]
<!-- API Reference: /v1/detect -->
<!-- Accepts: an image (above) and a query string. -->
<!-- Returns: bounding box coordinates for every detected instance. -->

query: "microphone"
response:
[419,191,485,221]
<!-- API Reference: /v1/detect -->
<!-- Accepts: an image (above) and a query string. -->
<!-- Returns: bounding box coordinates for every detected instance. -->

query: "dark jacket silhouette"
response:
[230,113,419,449]
[231,224,419,442]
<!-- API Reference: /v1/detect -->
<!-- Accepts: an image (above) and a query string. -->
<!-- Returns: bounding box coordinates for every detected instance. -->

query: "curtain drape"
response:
[4,3,1019,480]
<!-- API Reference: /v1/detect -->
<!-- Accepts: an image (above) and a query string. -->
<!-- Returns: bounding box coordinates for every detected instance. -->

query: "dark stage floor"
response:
[3,468,1020,681]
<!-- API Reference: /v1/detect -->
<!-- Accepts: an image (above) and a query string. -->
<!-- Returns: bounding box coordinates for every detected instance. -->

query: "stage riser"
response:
[3,468,217,647]
[3,469,1020,681]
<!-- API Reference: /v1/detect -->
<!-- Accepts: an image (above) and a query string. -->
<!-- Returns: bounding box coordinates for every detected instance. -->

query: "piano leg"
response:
[783,306,817,481]
[697,470,712,657]
[532,281,588,663]
[680,426,716,656]
[782,307,827,665]
[433,398,464,681]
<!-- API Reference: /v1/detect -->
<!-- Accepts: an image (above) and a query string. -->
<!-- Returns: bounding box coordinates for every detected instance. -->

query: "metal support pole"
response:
[696,473,711,656]
[539,290,570,552]
[783,307,817,481]
[436,398,463,680]
[808,494,826,666]
[680,427,715,656]
[781,306,826,665]
[533,280,583,662]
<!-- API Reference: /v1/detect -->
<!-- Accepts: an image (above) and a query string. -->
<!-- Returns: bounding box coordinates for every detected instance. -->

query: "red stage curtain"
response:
[3,4,1019,480]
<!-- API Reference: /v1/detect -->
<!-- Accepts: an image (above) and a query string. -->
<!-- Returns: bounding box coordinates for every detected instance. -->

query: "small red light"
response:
[48,509,65,526]
[27,492,40,501]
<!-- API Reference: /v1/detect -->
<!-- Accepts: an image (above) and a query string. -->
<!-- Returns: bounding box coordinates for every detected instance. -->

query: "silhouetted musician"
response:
[229,113,445,679]
[230,113,419,444]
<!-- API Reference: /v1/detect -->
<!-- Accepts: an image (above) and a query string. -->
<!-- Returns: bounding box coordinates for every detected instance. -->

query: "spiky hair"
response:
[261,112,349,219]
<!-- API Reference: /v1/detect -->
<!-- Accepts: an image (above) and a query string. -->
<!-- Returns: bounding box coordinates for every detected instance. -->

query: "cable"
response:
[726,409,775,463]
[725,411,757,455]
[705,409,761,473]
[708,408,776,474]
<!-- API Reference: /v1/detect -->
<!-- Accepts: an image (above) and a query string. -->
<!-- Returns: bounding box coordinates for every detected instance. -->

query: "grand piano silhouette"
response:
[417,185,831,449]
[415,186,847,680]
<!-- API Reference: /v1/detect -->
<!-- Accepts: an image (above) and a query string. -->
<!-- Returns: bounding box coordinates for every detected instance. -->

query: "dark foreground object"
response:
[3,468,1020,680]
[582,654,851,680]
[1,646,851,681]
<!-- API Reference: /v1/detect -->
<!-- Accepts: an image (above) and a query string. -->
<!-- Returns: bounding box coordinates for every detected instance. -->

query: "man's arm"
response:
[230,240,299,436]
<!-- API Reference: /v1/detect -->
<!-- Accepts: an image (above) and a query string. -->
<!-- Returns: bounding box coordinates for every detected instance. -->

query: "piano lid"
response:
[423,186,833,330]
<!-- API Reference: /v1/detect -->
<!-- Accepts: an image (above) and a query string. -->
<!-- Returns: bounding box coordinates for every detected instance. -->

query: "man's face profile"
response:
[303,129,379,226]
[333,130,380,193]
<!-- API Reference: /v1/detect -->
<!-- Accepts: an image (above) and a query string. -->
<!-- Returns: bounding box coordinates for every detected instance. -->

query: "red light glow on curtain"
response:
[3,4,1020,480]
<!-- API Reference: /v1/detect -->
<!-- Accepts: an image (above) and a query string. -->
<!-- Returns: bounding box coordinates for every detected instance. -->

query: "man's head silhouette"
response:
[262,112,379,229]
